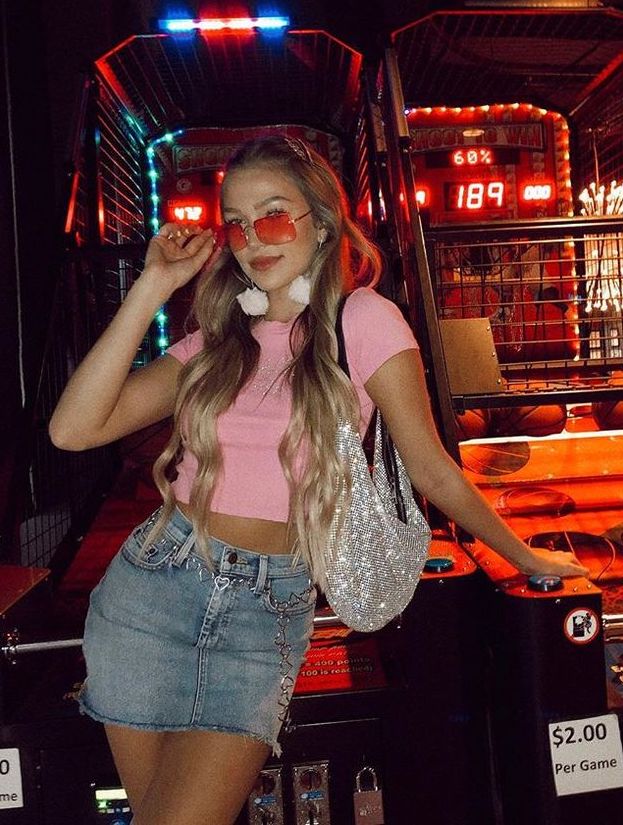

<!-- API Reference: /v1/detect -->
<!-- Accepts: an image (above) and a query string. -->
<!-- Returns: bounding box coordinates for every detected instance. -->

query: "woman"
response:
[49,135,587,825]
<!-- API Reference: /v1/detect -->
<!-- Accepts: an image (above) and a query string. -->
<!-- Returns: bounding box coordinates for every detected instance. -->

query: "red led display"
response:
[445,181,505,211]
[451,148,494,166]
[168,202,205,222]
[522,183,553,201]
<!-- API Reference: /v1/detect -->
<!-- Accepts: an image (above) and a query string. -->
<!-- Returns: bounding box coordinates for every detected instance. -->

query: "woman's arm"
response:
[365,348,589,578]
[49,224,219,451]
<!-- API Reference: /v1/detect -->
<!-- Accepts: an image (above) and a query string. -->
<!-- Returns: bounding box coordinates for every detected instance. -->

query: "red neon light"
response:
[522,183,553,201]
[170,204,205,222]
[64,170,80,234]
[452,148,493,166]
[415,188,429,207]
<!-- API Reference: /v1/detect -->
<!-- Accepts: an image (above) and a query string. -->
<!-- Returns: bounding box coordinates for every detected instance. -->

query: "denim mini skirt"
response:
[79,506,316,754]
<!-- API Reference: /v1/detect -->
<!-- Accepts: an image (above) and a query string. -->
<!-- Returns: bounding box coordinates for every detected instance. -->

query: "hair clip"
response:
[284,137,313,164]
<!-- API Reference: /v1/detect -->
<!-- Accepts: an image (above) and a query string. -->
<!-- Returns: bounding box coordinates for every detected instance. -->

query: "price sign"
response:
[0,749,23,809]
[548,714,623,796]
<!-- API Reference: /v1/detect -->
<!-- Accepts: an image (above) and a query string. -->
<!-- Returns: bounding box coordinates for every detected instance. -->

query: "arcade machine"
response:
[379,7,623,825]
[0,12,495,825]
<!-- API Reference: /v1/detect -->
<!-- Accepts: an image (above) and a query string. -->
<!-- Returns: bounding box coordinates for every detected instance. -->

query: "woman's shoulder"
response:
[342,287,410,328]
[165,328,203,364]
[341,287,419,382]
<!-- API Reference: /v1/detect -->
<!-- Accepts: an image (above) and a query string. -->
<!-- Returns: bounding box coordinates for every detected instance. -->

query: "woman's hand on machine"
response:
[142,222,222,294]
[518,546,590,578]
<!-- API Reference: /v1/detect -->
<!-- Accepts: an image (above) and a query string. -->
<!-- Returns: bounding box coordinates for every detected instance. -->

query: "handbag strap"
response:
[334,294,408,523]
[335,295,350,377]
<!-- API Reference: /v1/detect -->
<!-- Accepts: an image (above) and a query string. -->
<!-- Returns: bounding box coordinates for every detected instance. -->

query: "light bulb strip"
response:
[146,129,184,353]
[159,16,290,33]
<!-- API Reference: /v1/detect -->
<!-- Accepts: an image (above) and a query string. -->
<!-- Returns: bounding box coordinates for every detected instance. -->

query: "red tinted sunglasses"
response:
[222,210,312,251]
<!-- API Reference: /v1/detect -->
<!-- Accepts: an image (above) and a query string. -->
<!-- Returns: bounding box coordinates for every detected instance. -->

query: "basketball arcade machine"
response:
[378,8,623,825]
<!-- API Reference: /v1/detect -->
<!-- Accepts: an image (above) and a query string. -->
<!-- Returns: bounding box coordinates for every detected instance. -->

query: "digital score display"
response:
[407,106,572,224]
[424,147,519,169]
[445,181,505,212]
[523,183,553,201]
[452,148,493,166]
[168,202,205,222]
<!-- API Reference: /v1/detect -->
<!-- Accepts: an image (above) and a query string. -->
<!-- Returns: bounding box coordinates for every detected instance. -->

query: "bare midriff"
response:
[176,501,293,555]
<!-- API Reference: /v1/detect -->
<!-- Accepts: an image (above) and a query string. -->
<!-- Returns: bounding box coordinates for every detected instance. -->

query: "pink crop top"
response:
[165,287,419,522]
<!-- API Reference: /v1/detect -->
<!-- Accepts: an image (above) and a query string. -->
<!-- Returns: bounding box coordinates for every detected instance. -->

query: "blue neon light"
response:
[162,18,195,32]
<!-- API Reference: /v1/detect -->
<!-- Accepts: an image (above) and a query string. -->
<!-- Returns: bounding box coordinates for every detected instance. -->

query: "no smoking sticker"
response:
[564,608,599,645]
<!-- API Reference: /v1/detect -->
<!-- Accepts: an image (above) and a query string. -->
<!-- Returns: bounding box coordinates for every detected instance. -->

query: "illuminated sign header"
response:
[411,123,544,152]
[174,145,237,173]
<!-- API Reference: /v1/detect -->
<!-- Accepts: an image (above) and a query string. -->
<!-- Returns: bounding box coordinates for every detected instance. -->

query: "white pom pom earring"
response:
[286,229,327,307]
[234,270,269,316]
[236,285,269,316]
[287,274,311,306]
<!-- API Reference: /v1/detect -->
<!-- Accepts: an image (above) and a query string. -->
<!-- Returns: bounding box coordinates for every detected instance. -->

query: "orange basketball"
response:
[456,408,491,440]
[592,401,623,430]
[490,403,567,437]
[592,372,623,430]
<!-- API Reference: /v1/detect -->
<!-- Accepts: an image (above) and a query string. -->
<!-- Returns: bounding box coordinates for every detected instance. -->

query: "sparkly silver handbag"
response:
[323,297,431,633]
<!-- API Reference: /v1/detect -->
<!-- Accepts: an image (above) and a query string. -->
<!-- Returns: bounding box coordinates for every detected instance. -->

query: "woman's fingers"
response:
[150,224,219,267]
[528,548,590,578]
[185,231,222,274]
[143,224,222,289]
[156,222,204,249]
[183,227,217,256]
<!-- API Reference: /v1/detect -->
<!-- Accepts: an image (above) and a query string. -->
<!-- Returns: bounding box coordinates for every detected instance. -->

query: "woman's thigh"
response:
[132,728,271,825]
[104,724,166,813]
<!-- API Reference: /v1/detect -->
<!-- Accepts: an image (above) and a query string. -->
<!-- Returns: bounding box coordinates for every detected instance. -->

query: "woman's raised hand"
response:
[142,223,222,296]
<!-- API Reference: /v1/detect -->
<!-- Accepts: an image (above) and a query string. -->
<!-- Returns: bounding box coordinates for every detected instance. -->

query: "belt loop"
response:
[253,555,269,594]
[171,529,195,567]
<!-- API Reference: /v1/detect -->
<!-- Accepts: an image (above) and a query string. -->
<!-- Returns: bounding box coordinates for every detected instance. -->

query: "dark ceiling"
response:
[392,7,623,115]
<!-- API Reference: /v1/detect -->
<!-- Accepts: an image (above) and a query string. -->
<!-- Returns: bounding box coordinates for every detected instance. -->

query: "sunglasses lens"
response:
[223,224,246,251]
[255,214,296,245]
[223,214,298,250]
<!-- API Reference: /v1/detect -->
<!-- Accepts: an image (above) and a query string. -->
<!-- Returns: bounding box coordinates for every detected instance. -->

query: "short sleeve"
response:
[342,288,419,386]
[165,329,203,364]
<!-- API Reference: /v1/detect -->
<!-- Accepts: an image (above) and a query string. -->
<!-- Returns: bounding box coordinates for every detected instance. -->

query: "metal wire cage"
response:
[429,217,623,399]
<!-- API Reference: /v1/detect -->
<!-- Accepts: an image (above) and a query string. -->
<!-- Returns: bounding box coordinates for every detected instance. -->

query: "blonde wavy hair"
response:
[151,135,382,586]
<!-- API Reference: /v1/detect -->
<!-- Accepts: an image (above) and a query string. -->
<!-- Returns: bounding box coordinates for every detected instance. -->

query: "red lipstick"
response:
[250,256,281,271]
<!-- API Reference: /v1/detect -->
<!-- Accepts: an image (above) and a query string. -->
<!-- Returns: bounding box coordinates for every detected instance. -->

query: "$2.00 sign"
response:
[0,749,23,809]
[548,714,623,796]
